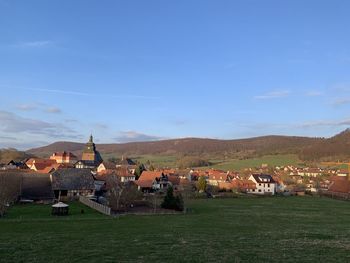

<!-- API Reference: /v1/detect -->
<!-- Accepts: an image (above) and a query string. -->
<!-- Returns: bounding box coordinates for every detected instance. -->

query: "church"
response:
[75,135,103,169]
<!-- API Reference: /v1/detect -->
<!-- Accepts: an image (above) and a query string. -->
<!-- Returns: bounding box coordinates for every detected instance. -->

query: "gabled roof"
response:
[32,162,54,171]
[208,173,228,181]
[328,177,350,193]
[251,174,276,184]
[51,168,95,190]
[115,167,135,177]
[168,175,180,185]
[36,166,56,174]
[134,180,153,188]
[99,162,117,170]
[51,151,77,158]
[138,171,164,181]
[21,173,54,200]
[116,157,136,166]
[75,160,100,167]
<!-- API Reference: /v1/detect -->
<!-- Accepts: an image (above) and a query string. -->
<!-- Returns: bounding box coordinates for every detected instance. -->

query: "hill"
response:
[300,129,350,161]
[0,148,33,164]
[27,135,321,160]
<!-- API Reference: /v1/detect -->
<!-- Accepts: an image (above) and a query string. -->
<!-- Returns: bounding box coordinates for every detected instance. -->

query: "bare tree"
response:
[0,172,21,217]
[105,174,141,212]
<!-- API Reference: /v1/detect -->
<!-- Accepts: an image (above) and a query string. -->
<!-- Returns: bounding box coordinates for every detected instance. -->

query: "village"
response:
[1,134,349,217]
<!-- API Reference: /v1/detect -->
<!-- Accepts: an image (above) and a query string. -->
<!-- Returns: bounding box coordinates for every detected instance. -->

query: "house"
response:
[50,151,78,164]
[272,175,286,193]
[26,158,56,170]
[230,178,256,193]
[337,169,349,177]
[3,160,28,170]
[115,157,137,174]
[298,168,322,177]
[97,162,117,173]
[247,174,276,195]
[51,168,95,201]
[135,171,169,192]
[20,173,54,203]
[328,176,350,193]
[168,175,181,190]
[116,156,136,166]
[207,170,229,186]
[115,167,136,182]
[75,160,100,169]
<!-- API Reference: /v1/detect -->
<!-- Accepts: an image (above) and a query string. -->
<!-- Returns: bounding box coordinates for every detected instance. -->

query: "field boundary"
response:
[79,196,111,216]
[319,190,350,201]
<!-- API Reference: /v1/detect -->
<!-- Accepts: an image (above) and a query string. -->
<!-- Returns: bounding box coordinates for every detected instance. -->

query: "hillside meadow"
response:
[0,197,349,262]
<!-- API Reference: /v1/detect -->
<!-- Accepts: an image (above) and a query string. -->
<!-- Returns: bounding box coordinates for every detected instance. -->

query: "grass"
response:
[133,154,179,168]
[209,154,301,171]
[103,153,302,170]
[1,197,350,262]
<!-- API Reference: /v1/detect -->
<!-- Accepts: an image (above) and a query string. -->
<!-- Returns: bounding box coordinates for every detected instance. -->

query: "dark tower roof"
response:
[81,135,103,164]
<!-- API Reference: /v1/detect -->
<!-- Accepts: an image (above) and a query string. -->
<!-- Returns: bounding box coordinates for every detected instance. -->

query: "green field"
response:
[209,154,302,171]
[126,153,302,170]
[1,197,349,262]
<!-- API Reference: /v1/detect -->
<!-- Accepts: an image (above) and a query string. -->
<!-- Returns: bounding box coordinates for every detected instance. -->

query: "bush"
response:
[161,186,184,211]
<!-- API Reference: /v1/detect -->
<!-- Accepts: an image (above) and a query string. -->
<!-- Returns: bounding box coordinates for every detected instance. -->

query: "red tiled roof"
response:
[134,180,153,188]
[328,180,350,193]
[26,158,56,167]
[99,162,117,170]
[139,171,163,181]
[36,166,55,174]
[208,173,228,181]
[51,151,77,158]
[168,175,180,185]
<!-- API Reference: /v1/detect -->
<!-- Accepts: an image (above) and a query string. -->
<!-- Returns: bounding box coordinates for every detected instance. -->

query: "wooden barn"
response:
[51,168,95,201]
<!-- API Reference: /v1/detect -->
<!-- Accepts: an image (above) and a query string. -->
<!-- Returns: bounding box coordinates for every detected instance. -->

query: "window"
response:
[258,189,261,192]
[259,183,261,186]
[268,184,270,187]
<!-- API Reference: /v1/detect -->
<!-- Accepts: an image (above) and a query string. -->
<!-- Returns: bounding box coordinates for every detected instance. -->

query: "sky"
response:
[1,0,350,149]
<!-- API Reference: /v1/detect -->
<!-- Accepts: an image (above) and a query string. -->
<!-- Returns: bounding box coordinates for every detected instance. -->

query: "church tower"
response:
[81,135,102,163]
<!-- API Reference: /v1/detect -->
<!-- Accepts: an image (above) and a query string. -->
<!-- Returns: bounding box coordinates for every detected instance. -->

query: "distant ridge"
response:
[27,135,321,160]
[26,130,350,161]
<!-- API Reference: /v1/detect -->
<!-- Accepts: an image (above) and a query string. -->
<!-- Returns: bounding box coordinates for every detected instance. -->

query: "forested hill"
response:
[27,135,321,159]
[300,129,350,161]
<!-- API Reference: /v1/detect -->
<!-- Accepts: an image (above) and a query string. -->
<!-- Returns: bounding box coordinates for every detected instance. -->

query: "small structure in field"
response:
[52,202,69,216]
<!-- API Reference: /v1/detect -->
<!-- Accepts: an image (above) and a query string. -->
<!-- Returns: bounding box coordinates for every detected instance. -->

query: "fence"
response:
[319,190,350,201]
[79,196,111,216]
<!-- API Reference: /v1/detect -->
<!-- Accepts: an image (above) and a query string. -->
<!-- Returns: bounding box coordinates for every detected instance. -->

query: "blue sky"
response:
[1,0,350,149]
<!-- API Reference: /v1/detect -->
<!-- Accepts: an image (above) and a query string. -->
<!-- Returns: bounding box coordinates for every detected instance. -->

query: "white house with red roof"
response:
[247,174,276,195]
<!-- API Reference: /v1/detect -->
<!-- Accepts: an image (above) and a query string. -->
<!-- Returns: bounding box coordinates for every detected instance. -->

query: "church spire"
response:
[89,134,93,143]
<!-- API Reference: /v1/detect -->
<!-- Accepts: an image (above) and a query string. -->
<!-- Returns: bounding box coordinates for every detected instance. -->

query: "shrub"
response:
[161,186,184,211]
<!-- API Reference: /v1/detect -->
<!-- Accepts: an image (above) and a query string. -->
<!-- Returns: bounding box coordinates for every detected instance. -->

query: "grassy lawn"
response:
[1,197,349,262]
[133,154,179,168]
[209,154,302,171]
[102,153,302,170]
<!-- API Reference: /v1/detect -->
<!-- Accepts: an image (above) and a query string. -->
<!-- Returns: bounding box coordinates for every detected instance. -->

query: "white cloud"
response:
[18,87,160,100]
[299,118,350,128]
[14,40,53,48]
[114,131,165,143]
[0,110,78,138]
[16,104,37,111]
[45,107,62,114]
[254,90,290,100]
[305,90,323,97]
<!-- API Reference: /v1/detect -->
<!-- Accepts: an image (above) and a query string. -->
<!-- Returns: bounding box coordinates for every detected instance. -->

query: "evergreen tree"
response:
[198,176,207,192]
[161,186,184,211]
